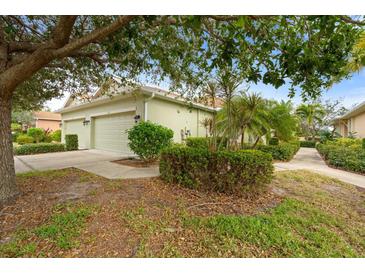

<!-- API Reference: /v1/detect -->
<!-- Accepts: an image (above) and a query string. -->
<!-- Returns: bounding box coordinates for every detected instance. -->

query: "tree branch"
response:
[52,16,78,47]
[8,41,40,53]
[54,16,136,58]
[8,16,45,38]
[339,16,365,26]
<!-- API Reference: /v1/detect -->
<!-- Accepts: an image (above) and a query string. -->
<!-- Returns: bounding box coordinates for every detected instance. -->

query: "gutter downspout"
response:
[144,92,155,121]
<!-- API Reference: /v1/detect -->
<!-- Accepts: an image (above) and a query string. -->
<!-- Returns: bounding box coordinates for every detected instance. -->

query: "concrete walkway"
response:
[274,148,365,188]
[15,149,159,179]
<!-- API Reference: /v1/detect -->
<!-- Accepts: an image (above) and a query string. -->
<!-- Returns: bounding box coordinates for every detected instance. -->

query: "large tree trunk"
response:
[0,94,18,204]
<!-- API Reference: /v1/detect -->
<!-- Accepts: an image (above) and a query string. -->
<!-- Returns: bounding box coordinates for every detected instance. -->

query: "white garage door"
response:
[93,112,135,154]
[64,119,87,149]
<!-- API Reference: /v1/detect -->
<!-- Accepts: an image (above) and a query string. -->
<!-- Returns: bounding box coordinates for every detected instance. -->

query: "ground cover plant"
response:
[1,168,364,258]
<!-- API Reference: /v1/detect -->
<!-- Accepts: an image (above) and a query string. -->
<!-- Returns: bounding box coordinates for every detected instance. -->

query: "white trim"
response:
[89,107,136,118]
[144,92,155,121]
[63,116,85,121]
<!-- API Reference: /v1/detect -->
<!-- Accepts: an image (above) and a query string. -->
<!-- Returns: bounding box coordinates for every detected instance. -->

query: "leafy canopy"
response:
[1,15,361,111]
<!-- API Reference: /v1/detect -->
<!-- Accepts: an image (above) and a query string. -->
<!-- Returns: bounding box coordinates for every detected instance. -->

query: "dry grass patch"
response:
[1,168,364,257]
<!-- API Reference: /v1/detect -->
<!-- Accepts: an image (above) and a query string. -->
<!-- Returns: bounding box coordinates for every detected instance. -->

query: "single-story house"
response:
[33,111,61,132]
[57,83,216,155]
[333,100,365,138]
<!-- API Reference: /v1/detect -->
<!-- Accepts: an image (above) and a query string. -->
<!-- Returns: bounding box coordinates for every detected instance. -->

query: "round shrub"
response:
[51,129,62,142]
[127,121,174,162]
[16,134,34,145]
[27,127,45,143]
[65,134,78,151]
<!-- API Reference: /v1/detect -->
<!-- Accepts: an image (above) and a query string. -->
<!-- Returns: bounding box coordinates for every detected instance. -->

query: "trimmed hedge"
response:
[14,143,65,155]
[316,142,365,174]
[300,140,316,148]
[65,134,78,151]
[256,143,298,161]
[16,134,34,145]
[160,146,273,195]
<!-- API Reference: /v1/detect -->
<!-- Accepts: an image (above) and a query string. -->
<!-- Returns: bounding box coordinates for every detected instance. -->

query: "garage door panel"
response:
[64,119,87,149]
[93,112,135,154]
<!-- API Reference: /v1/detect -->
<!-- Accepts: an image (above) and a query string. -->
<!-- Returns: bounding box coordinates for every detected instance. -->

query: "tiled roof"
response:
[33,111,61,121]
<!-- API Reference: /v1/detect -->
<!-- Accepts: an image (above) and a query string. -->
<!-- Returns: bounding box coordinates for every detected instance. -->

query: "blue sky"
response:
[247,70,365,109]
[46,70,365,111]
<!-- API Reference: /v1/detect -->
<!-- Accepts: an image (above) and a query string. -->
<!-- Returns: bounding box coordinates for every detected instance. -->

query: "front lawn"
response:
[0,169,364,257]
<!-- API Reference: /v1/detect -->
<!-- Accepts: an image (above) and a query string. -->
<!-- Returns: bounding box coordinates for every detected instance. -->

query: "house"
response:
[57,83,215,155]
[333,101,365,138]
[33,111,61,132]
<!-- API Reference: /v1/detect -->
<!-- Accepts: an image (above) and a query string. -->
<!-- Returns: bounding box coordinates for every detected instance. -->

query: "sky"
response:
[46,70,365,111]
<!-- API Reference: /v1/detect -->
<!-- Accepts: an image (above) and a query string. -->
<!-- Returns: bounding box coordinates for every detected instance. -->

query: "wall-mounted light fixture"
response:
[59,122,62,127]
[134,114,141,123]
[83,119,90,126]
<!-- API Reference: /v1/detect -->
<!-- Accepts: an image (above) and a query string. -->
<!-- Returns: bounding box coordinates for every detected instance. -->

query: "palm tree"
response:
[296,103,325,140]
[216,92,270,149]
[268,100,298,142]
[202,81,220,150]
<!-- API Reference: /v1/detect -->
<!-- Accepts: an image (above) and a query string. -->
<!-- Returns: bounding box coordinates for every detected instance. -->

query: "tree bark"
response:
[0,93,18,204]
[240,126,245,148]
[252,136,261,149]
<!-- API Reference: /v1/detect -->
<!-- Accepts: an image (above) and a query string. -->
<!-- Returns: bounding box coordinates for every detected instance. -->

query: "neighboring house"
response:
[333,101,365,138]
[33,111,61,132]
[57,83,215,154]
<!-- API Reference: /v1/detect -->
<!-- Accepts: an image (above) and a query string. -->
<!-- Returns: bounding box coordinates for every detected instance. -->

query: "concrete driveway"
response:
[274,148,365,188]
[15,149,160,179]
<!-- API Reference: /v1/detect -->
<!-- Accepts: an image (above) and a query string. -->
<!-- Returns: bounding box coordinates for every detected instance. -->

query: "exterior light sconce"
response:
[83,119,90,126]
[59,122,62,127]
[134,114,141,123]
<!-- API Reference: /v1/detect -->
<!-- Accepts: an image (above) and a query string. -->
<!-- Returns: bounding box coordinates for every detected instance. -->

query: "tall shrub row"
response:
[316,139,365,174]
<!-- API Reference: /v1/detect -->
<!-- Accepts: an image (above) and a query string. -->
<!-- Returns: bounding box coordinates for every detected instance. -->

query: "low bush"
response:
[65,134,78,151]
[51,130,62,142]
[186,137,209,149]
[12,131,20,142]
[14,143,65,155]
[316,140,365,174]
[300,140,316,148]
[16,134,34,145]
[160,146,273,195]
[268,137,279,146]
[27,128,45,143]
[363,138,365,149]
[127,121,174,162]
[256,143,298,161]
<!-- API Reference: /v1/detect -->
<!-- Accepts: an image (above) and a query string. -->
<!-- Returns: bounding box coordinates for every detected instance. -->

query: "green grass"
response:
[0,204,94,257]
[34,204,93,249]
[182,198,364,257]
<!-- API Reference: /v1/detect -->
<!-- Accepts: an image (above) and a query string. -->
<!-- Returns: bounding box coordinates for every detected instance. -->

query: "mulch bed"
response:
[112,158,159,168]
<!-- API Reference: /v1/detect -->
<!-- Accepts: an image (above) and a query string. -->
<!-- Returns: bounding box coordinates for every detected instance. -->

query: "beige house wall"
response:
[334,111,365,138]
[352,111,365,138]
[35,119,60,132]
[61,96,143,147]
[146,97,214,143]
